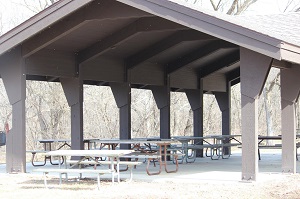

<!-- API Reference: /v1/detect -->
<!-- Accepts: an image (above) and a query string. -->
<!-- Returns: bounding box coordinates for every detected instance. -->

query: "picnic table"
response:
[258,135,300,160]
[172,135,242,163]
[95,138,180,175]
[27,139,71,166]
[34,149,133,189]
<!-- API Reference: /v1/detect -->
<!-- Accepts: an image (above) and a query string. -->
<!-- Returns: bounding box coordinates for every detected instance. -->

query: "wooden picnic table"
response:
[95,138,180,175]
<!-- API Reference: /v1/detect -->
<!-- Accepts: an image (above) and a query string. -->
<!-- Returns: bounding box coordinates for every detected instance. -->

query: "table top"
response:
[173,135,242,141]
[258,135,282,140]
[94,138,177,145]
[38,139,71,143]
[258,135,300,139]
[47,149,134,157]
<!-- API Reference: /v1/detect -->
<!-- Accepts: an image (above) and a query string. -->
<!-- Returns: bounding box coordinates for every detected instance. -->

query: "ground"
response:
[1,149,300,198]
[0,172,300,199]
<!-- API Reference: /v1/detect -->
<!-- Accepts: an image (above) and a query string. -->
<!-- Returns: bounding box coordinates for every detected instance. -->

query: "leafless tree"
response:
[19,0,59,13]
[282,0,300,12]
[184,0,258,14]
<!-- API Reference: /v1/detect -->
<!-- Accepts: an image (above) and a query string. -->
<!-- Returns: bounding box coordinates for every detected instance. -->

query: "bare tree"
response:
[282,0,300,12]
[184,0,259,14]
[20,0,59,13]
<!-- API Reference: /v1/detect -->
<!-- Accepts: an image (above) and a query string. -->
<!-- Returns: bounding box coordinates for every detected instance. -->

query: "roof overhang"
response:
[0,0,94,56]
[117,0,300,64]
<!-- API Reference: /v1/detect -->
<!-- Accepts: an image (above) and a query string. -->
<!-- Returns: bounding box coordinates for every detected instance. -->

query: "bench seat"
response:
[33,168,113,190]
[66,160,142,182]
[26,150,63,166]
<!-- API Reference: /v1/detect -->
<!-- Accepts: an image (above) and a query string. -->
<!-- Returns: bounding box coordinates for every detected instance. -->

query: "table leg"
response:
[163,144,178,173]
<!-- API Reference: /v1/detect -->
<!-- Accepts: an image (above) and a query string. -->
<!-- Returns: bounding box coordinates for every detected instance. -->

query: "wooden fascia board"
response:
[280,43,300,64]
[0,0,93,56]
[117,0,282,60]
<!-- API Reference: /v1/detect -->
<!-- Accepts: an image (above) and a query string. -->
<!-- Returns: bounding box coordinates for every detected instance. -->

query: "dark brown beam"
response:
[198,50,240,78]
[226,67,240,82]
[167,41,238,75]
[47,76,59,82]
[272,59,292,69]
[231,77,240,86]
[25,49,76,78]
[26,75,48,81]
[21,0,152,58]
[78,17,187,64]
[126,30,216,69]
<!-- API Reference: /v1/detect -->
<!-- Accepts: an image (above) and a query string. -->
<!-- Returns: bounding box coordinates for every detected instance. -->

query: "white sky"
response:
[0,0,300,34]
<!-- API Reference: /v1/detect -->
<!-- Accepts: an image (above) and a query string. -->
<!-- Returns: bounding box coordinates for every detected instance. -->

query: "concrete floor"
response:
[1,148,298,184]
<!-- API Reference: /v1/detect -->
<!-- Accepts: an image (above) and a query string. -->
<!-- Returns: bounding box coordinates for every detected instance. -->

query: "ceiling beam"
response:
[78,17,187,64]
[126,29,216,69]
[198,50,240,79]
[231,77,240,86]
[46,76,59,82]
[167,41,238,74]
[21,0,152,58]
[271,59,292,69]
[226,67,240,82]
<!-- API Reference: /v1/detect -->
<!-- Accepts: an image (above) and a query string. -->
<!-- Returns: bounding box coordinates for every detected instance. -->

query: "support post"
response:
[111,82,131,141]
[185,80,203,157]
[240,47,272,181]
[215,86,231,154]
[281,65,300,173]
[0,46,26,173]
[61,75,84,150]
[151,83,171,139]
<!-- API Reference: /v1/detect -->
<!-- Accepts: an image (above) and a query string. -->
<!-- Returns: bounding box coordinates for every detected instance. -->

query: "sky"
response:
[0,0,300,34]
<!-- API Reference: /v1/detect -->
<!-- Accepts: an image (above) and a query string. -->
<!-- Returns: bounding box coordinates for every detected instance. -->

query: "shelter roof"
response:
[0,0,299,91]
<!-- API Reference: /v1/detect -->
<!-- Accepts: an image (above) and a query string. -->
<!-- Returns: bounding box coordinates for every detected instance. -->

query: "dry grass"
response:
[1,149,300,198]
[1,171,300,198]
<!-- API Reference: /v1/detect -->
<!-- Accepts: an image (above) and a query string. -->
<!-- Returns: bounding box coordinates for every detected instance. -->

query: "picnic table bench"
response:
[66,159,142,182]
[33,168,112,190]
[26,150,64,166]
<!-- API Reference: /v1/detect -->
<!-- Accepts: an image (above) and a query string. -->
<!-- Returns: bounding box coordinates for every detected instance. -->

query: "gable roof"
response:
[0,0,299,65]
[237,13,300,47]
[117,0,300,64]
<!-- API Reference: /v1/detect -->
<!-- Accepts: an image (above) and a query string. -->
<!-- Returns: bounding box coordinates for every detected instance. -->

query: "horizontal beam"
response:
[231,77,240,86]
[272,59,291,69]
[25,49,77,77]
[79,17,187,64]
[226,67,240,82]
[126,30,216,69]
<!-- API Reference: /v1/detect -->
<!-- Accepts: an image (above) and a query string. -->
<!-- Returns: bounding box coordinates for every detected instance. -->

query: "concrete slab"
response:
[0,149,298,184]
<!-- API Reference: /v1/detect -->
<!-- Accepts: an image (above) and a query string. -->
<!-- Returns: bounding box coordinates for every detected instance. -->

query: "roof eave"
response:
[280,43,300,65]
